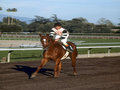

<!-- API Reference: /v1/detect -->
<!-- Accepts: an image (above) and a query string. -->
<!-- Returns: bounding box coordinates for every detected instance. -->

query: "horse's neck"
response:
[48,38,62,48]
[50,39,54,44]
[49,40,61,47]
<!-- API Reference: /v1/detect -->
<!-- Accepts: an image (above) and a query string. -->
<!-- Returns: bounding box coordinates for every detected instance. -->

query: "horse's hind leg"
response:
[72,57,77,75]
[70,55,77,76]
[30,58,48,78]
[58,61,62,76]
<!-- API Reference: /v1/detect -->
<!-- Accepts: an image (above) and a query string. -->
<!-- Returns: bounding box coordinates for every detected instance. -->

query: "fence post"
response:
[108,48,111,56]
[88,48,91,57]
[7,51,13,63]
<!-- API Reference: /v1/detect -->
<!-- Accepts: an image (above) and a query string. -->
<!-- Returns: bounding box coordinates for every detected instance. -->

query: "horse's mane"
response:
[49,36,63,46]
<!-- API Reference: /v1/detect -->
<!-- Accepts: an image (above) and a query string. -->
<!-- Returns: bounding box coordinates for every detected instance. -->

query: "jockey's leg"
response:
[61,38,73,53]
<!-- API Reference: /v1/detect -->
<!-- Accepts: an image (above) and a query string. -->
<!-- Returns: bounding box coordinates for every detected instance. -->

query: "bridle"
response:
[41,37,52,50]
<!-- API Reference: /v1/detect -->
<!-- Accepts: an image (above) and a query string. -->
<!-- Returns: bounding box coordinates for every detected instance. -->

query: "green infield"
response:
[0,50,43,62]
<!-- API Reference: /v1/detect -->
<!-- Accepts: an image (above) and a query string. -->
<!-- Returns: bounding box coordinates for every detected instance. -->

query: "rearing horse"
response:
[30,34,78,78]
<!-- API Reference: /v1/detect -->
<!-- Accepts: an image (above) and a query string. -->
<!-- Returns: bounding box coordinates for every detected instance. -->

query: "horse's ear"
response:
[46,34,49,37]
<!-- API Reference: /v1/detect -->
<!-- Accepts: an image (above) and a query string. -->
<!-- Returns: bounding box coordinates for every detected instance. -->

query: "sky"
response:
[0,0,120,24]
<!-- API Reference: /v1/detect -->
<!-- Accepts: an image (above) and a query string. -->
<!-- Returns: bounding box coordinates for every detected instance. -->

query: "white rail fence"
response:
[0,46,120,63]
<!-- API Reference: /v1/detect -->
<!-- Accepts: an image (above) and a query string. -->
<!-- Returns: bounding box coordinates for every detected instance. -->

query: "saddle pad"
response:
[61,51,69,60]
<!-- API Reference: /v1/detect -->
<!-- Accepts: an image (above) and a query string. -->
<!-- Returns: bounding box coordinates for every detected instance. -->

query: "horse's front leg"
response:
[30,58,48,78]
[54,59,61,77]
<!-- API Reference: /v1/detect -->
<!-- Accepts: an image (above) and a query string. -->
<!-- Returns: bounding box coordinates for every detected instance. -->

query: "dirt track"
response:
[0,57,120,90]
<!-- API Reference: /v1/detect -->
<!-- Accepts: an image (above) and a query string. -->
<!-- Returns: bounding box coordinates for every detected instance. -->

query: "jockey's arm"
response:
[49,30,61,42]
[49,30,55,38]
[60,30,69,39]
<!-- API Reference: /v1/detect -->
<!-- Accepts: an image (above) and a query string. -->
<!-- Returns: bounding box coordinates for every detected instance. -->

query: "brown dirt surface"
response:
[0,57,120,90]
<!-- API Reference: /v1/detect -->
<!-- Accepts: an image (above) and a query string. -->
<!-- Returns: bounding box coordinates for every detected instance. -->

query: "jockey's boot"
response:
[66,46,73,53]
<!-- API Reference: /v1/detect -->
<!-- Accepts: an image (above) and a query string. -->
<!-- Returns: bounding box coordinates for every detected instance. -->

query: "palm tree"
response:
[11,8,17,24]
[6,8,11,25]
[6,8,17,25]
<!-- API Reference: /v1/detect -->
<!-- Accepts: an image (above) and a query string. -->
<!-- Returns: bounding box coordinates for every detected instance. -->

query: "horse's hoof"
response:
[54,75,59,78]
[30,74,36,79]
[73,72,77,76]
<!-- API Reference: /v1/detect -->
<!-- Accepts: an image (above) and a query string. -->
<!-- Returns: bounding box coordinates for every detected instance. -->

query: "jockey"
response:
[50,22,73,53]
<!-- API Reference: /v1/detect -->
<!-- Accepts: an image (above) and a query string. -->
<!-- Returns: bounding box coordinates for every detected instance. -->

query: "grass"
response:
[0,50,43,62]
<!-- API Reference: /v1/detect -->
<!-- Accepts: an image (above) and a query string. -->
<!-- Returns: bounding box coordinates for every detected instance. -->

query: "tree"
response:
[2,17,28,32]
[51,14,61,22]
[11,8,17,24]
[28,16,52,32]
[97,18,113,26]
[64,17,90,33]
[0,24,22,32]
[96,18,114,33]
[72,17,88,24]
[6,8,17,25]
[6,8,11,25]
[32,16,50,24]
[94,25,111,33]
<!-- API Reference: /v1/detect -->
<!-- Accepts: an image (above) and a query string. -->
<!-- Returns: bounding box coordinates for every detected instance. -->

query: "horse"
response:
[30,34,78,78]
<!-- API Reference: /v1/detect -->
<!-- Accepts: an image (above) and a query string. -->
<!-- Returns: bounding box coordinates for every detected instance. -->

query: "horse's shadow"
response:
[12,65,54,79]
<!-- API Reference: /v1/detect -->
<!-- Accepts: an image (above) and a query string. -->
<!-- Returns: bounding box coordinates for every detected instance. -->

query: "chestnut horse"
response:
[30,34,78,78]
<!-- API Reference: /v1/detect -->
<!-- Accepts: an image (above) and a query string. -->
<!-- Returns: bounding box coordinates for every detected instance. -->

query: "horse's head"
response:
[39,34,54,49]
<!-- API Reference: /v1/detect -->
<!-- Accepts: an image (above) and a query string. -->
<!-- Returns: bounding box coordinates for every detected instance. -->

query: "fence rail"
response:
[0,46,120,63]
[77,46,120,49]
[1,32,120,36]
